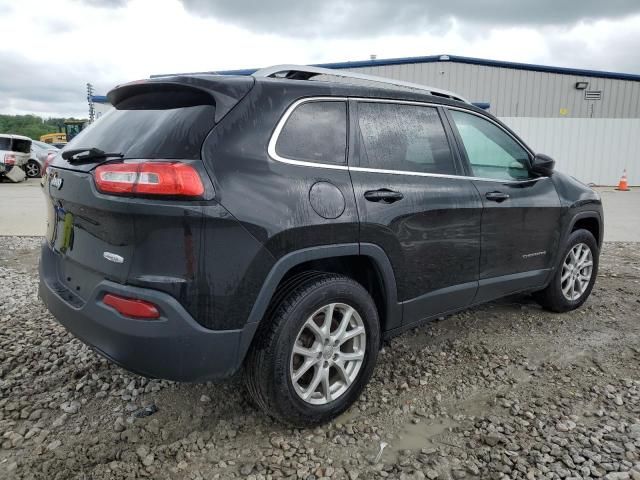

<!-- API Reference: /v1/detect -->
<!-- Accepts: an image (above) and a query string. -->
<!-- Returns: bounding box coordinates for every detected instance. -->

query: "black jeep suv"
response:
[39,66,603,426]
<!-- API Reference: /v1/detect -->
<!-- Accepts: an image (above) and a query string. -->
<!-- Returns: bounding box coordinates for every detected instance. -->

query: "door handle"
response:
[485,191,510,203]
[364,189,404,204]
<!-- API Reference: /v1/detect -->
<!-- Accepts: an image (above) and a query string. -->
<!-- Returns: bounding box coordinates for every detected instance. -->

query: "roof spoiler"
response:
[108,75,255,123]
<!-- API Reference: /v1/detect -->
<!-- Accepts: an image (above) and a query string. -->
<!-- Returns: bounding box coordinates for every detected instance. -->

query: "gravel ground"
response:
[1,237,639,480]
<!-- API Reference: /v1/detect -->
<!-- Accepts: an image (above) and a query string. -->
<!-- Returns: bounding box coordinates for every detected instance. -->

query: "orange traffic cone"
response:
[616,169,630,191]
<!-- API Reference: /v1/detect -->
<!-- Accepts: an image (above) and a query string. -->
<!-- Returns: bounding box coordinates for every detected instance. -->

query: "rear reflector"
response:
[94,161,204,197]
[102,293,160,319]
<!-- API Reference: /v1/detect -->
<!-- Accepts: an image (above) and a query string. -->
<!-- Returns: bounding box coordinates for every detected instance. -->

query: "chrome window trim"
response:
[268,96,545,184]
[267,97,350,170]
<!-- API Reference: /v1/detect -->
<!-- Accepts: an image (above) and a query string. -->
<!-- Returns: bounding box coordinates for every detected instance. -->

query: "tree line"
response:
[0,114,87,140]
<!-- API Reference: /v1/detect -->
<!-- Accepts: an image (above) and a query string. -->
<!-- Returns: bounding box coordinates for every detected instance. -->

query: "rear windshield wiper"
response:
[62,148,124,163]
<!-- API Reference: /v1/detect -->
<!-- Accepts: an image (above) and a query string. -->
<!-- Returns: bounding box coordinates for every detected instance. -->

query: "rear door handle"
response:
[485,191,510,203]
[364,189,404,204]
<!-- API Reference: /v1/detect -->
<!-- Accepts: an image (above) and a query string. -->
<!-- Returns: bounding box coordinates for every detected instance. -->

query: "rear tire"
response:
[25,160,41,178]
[534,229,599,312]
[244,273,380,426]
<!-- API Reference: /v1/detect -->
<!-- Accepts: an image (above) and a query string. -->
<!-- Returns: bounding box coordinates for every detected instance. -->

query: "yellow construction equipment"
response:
[40,119,87,146]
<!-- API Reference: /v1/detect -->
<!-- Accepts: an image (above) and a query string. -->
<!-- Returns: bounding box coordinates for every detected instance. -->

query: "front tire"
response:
[534,229,599,312]
[244,273,380,426]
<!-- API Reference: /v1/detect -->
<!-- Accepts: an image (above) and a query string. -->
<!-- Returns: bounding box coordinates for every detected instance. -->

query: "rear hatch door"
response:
[45,76,254,294]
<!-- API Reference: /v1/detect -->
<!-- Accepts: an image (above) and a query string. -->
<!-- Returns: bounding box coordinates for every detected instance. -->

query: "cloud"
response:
[536,16,640,74]
[176,0,640,37]
[0,52,114,118]
[2,0,640,119]
[74,0,129,7]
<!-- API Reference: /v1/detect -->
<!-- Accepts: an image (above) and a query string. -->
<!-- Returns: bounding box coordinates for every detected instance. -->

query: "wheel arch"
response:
[539,210,602,292]
[237,243,400,364]
[569,212,603,248]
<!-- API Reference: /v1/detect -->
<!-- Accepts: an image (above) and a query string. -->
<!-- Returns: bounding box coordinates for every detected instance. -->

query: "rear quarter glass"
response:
[12,139,32,154]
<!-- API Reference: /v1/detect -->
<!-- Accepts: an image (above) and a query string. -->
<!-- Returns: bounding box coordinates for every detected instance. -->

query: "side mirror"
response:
[531,153,555,176]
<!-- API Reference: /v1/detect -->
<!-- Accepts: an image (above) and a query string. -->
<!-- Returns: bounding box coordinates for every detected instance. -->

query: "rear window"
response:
[65,104,216,159]
[0,138,31,153]
[275,101,347,165]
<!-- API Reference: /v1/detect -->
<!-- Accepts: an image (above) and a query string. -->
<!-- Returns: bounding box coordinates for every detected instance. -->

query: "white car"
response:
[0,134,31,177]
[27,140,59,178]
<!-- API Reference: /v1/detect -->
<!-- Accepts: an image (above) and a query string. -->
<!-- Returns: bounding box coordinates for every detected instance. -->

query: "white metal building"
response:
[97,54,640,185]
[306,54,640,187]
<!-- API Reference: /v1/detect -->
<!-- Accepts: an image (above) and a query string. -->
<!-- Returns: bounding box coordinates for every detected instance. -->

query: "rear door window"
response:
[275,101,347,165]
[357,102,456,175]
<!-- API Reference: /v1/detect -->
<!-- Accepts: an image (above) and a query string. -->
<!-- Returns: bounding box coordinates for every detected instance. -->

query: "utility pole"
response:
[87,83,95,123]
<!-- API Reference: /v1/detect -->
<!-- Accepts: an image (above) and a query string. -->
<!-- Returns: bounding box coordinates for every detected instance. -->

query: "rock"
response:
[557,420,577,432]
[604,473,630,480]
[425,469,439,479]
[114,416,126,432]
[200,394,211,403]
[60,401,80,414]
[483,434,502,446]
[6,432,24,448]
[136,445,149,459]
[47,439,62,451]
[145,418,160,435]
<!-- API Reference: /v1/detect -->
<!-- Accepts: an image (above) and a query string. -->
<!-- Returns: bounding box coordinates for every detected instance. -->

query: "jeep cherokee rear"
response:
[39,66,603,426]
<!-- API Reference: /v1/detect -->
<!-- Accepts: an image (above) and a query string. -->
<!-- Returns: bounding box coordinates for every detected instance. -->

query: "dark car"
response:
[39,65,603,426]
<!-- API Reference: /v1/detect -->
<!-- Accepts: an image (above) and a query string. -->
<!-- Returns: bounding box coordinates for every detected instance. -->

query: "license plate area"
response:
[44,168,135,284]
[58,259,100,302]
[51,207,74,254]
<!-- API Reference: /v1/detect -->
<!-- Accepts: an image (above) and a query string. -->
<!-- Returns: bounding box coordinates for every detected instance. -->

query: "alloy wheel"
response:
[290,303,366,405]
[26,162,40,178]
[561,242,593,301]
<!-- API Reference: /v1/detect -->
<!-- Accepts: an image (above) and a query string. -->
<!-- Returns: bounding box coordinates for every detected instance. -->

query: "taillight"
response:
[94,161,204,197]
[4,154,16,166]
[102,293,160,319]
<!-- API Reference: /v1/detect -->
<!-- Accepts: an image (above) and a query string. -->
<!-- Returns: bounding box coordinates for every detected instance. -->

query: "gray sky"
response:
[3,0,640,118]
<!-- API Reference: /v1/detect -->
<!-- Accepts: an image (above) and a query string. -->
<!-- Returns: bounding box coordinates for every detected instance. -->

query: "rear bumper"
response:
[39,242,257,382]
